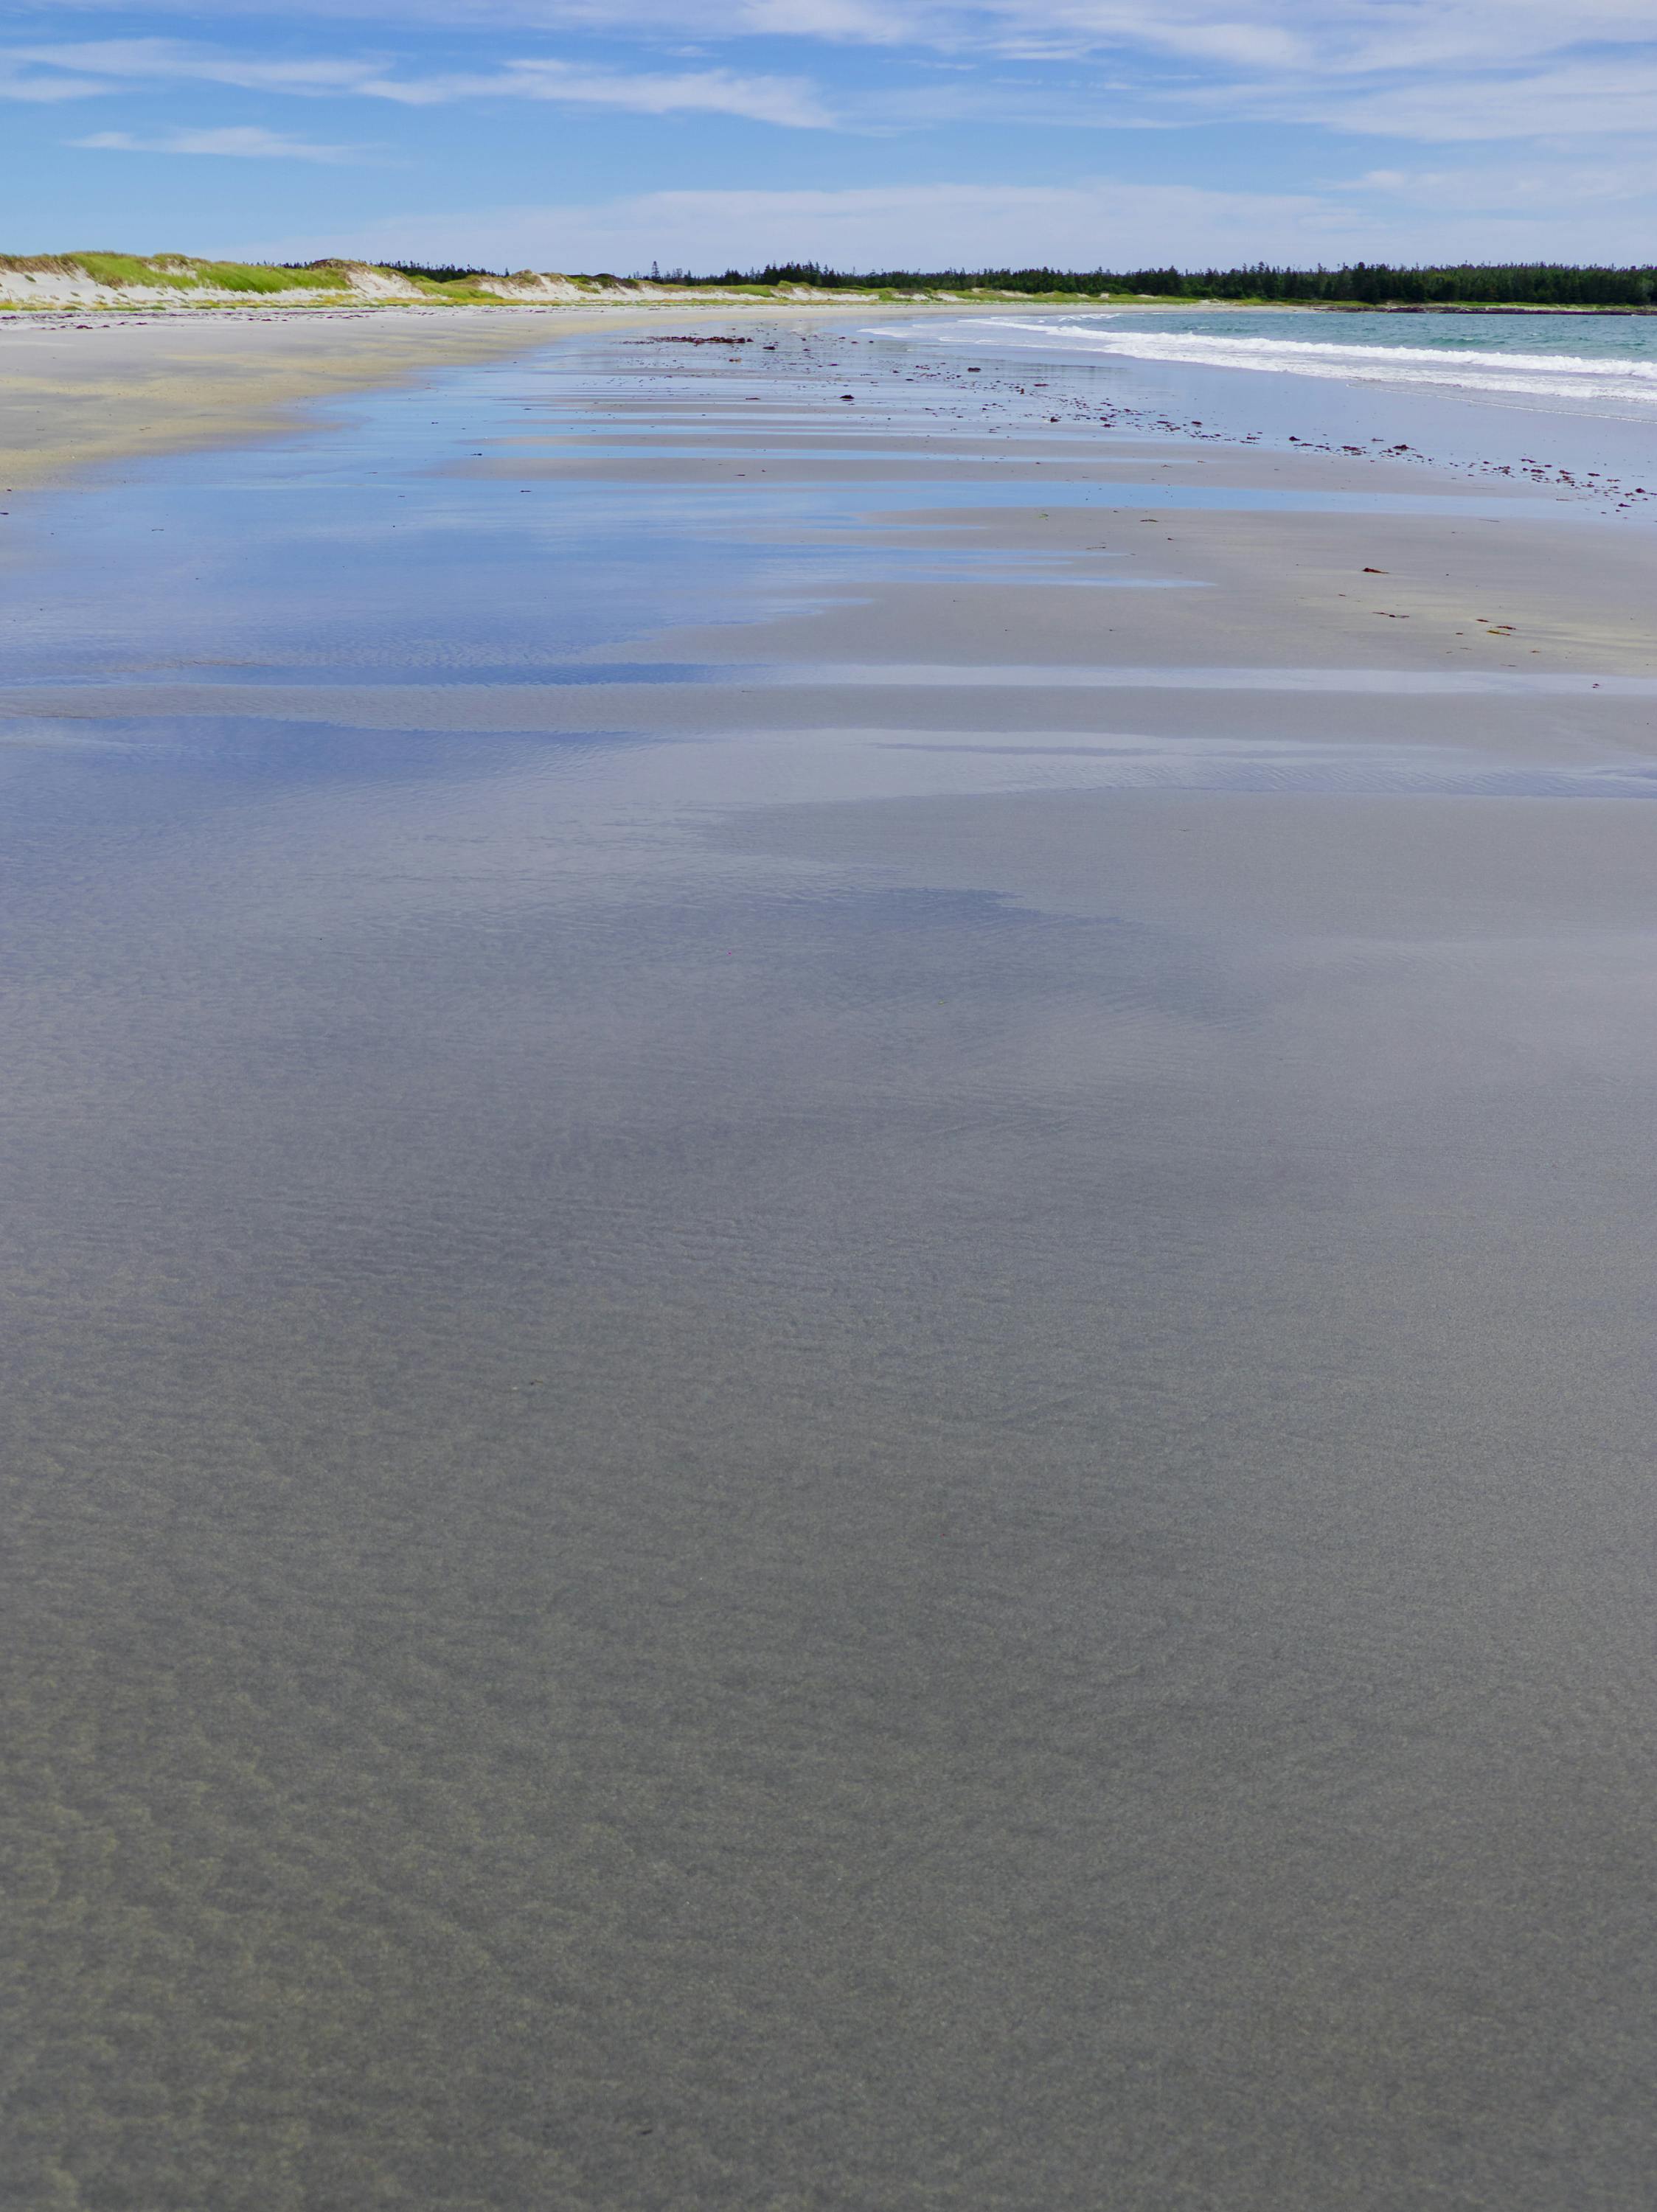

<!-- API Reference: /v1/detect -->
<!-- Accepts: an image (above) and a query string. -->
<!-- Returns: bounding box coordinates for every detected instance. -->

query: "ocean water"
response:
[970,310,1657,408]
[883,308,1657,495]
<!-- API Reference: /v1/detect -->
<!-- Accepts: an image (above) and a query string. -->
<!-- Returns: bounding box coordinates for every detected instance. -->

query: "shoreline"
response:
[7,296,1657,2212]
[11,289,1650,505]
[0,296,1270,497]
[8,308,1656,683]
[0,298,1076,494]
[0,298,1010,494]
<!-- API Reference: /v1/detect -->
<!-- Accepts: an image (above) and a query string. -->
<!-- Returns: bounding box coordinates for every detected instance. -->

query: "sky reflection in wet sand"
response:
[4,327,1657,2212]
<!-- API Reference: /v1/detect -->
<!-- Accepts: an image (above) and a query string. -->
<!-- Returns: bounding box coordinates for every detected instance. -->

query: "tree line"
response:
[696,261,1657,307]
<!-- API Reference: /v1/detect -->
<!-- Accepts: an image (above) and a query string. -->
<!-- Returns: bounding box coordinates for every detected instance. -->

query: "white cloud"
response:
[1339,154,1657,212]
[1,37,385,102]
[2,37,834,125]
[1299,60,1657,143]
[26,0,1648,82]
[364,59,834,123]
[13,0,1657,75]
[242,178,1413,272]
[250,173,1657,273]
[0,63,111,100]
[10,1,1657,188]
[73,123,372,159]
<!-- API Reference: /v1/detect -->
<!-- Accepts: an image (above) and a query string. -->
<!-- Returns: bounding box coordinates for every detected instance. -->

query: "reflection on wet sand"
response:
[4,326,1657,2212]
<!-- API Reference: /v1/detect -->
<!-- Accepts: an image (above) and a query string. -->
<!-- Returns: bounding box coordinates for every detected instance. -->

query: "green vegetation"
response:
[344,260,532,301]
[689,260,1657,307]
[67,254,351,293]
[0,253,356,295]
[0,252,523,305]
[190,260,349,293]
[10,251,1656,314]
[66,252,197,291]
[379,261,506,285]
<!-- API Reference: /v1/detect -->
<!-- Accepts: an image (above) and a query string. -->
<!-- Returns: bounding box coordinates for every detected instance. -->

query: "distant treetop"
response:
[697,260,1657,307]
[381,261,507,285]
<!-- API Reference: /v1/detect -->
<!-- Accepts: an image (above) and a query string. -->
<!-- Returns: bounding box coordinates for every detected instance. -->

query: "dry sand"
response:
[0,306,631,491]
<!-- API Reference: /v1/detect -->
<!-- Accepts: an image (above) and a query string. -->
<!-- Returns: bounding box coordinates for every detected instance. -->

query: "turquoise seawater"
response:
[933,308,1657,403]
[878,307,1657,496]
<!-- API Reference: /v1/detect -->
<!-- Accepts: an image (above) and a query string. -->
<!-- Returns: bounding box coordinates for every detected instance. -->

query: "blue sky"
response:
[5,2,1656,272]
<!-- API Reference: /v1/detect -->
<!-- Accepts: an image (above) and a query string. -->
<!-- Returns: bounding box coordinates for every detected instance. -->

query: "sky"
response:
[4,1,1656,274]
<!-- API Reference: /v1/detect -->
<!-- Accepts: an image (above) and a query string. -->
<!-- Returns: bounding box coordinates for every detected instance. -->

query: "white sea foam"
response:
[947,317,1657,412]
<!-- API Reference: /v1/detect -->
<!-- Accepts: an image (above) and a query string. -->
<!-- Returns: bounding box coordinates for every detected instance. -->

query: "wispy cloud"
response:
[73,123,373,159]
[366,59,834,124]
[2,37,835,125]
[21,0,1654,79]
[11,6,1657,145]
[1339,153,1657,211]
[251,177,1389,274]
[4,38,388,95]
[0,63,111,101]
[254,168,1657,272]
[14,0,1657,274]
[1294,60,1657,144]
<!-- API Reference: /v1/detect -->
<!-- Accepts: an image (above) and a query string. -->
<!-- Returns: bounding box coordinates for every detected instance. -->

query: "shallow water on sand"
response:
[4,327,1657,2212]
[897,308,1657,498]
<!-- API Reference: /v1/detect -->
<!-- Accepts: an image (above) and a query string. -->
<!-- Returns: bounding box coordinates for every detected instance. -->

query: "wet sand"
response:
[0,307,598,493]
[4,322,1657,2210]
[0,298,1183,495]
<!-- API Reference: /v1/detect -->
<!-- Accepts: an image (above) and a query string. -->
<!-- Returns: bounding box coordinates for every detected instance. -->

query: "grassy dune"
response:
[0,254,579,308]
[0,252,1136,312]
